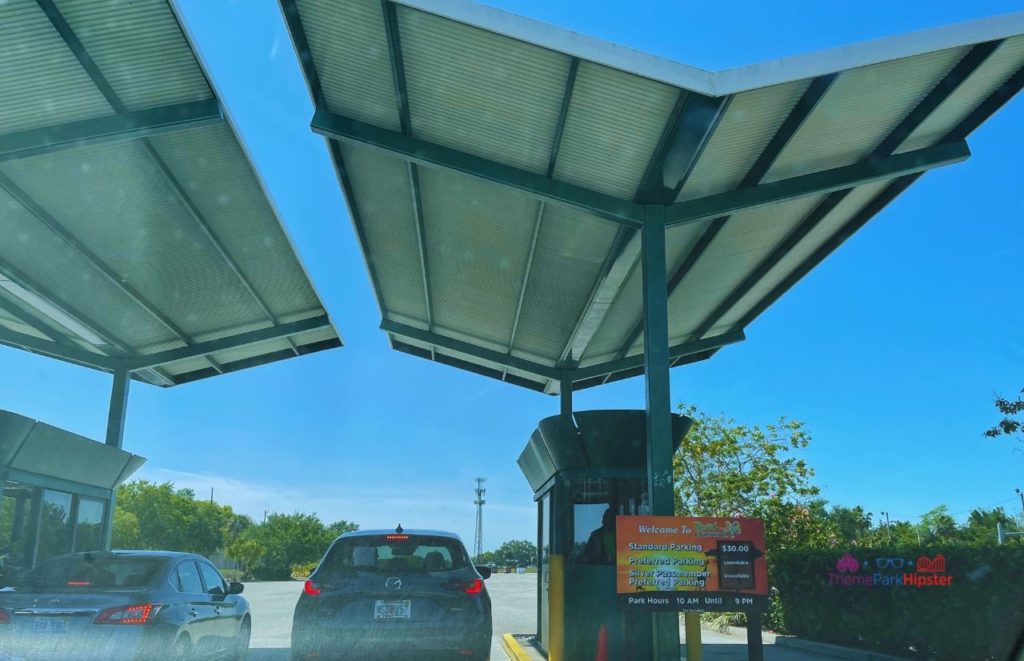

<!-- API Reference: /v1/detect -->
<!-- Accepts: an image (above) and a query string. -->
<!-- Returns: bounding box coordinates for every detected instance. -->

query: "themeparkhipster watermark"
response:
[828,553,953,588]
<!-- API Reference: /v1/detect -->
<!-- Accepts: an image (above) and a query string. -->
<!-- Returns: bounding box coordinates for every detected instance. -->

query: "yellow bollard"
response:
[685,612,703,661]
[549,555,565,661]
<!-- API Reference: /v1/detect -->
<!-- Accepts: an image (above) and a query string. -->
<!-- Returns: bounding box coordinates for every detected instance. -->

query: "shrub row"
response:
[769,546,1024,659]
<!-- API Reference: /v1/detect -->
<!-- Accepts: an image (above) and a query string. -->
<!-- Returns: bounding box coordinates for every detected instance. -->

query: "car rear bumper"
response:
[292,622,490,660]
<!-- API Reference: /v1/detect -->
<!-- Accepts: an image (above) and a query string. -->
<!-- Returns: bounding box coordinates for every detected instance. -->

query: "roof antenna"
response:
[396,524,404,534]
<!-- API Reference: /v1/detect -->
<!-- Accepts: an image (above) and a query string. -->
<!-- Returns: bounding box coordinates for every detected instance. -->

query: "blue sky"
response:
[2,0,1022,550]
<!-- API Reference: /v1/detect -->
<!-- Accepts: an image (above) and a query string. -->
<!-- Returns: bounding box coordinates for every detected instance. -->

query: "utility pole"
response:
[1016,488,1024,518]
[473,478,486,561]
[881,511,892,544]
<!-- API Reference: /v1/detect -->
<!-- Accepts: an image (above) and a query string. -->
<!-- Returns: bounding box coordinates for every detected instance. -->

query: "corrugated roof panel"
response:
[512,205,619,361]
[419,168,538,346]
[146,123,322,322]
[0,0,112,133]
[297,0,400,131]
[339,143,427,325]
[666,195,829,339]
[553,61,679,199]
[0,140,269,343]
[898,36,1024,152]
[711,181,893,333]
[0,182,176,351]
[676,81,810,202]
[399,5,570,174]
[579,220,710,363]
[765,47,969,182]
[55,0,212,110]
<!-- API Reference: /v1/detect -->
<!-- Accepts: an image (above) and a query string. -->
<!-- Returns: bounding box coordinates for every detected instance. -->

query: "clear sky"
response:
[1,0,1022,551]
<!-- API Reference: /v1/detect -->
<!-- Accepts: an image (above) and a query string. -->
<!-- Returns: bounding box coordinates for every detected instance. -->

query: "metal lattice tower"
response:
[473,477,486,560]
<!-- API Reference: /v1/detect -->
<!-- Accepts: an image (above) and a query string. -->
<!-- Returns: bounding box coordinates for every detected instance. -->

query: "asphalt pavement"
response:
[240,577,848,660]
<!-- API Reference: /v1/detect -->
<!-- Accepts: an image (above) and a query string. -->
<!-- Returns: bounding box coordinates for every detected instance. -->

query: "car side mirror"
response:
[477,566,492,580]
[208,585,225,596]
[228,581,244,595]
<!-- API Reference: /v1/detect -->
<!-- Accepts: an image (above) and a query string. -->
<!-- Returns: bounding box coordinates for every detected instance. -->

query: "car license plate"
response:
[373,600,411,619]
[31,617,67,634]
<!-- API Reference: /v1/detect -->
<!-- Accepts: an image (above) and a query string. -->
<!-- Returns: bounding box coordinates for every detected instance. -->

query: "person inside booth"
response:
[578,507,616,564]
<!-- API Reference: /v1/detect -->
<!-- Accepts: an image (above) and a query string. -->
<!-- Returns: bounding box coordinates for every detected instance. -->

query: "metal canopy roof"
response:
[282,0,1024,394]
[0,0,341,387]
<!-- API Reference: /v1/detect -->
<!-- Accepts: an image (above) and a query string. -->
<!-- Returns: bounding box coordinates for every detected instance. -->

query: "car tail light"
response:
[0,609,10,624]
[303,579,321,596]
[386,534,408,541]
[94,603,158,625]
[463,579,483,594]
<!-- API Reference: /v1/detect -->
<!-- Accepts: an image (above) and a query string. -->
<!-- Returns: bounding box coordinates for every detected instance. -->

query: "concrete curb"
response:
[501,633,532,661]
[699,623,777,643]
[774,635,909,661]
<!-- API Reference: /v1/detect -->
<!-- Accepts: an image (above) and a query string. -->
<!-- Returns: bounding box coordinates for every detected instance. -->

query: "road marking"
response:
[501,633,532,661]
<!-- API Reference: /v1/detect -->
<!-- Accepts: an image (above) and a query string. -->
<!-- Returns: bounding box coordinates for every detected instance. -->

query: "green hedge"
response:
[769,546,1024,660]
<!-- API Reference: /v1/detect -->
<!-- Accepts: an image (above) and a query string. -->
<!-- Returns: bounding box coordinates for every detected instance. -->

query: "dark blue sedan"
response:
[0,550,250,660]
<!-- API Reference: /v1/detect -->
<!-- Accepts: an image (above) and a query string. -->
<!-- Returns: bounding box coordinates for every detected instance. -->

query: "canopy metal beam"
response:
[612,73,841,363]
[382,319,565,381]
[119,315,331,372]
[311,108,644,227]
[0,100,222,162]
[553,90,728,376]
[382,0,435,358]
[505,58,579,382]
[0,325,115,371]
[572,328,745,382]
[664,140,969,228]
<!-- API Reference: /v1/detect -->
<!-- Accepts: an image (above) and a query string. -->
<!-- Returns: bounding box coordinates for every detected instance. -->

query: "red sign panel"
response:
[615,516,768,612]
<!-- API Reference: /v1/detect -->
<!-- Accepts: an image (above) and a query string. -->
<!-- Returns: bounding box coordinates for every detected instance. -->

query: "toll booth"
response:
[0,411,145,583]
[519,410,692,660]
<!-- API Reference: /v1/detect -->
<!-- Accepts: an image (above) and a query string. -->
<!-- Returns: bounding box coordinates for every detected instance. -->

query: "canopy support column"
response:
[641,205,684,659]
[560,376,573,420]
[101,368,130,550]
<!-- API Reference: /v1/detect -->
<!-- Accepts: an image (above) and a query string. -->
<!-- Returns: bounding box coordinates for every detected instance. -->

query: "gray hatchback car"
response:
[291,528,491,660]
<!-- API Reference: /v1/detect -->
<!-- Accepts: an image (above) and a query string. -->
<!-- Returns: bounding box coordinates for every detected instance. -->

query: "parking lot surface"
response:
[242,573,537,660]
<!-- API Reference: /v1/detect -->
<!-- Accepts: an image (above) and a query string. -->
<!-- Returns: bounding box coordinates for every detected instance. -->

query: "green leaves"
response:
[491,540,537,568]
[985,388,1024,441]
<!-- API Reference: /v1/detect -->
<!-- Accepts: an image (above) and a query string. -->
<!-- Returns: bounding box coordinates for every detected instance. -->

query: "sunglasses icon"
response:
[875,557,905,569]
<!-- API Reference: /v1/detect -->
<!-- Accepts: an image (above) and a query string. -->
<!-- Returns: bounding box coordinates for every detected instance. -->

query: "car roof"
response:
[105,550,200,559]
[337,529,463,542]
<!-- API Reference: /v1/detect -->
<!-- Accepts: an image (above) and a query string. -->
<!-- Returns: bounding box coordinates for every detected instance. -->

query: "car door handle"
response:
[190,608,198,618]
[214,607,222,615]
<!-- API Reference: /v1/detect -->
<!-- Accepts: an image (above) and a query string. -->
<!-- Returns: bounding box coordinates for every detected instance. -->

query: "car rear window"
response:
[10,554,167,592]
[320,535,470,574]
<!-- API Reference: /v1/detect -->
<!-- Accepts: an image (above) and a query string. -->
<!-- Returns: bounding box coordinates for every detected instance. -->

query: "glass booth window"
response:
[568,477,645,565]
[37,490,73,564]
[0,484,34,581]
[74,498,105,553]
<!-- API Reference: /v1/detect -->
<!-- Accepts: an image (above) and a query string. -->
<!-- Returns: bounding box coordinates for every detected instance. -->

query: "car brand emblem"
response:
[385,577,402,591]
[48,599,61,606]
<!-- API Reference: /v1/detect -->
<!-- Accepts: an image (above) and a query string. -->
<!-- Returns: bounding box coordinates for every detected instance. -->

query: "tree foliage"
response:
[985,388,1024,444]
[226,538,266,580]
[492,540,537,567]
[673,404,819,517]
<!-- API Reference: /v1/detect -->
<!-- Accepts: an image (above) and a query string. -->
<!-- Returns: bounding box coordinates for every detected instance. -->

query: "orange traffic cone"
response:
[594,624,608,661]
